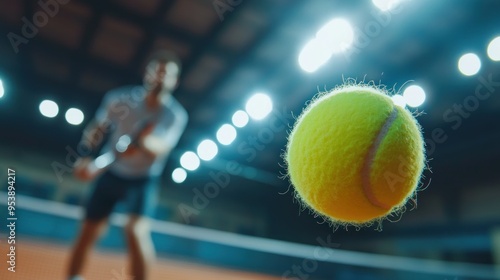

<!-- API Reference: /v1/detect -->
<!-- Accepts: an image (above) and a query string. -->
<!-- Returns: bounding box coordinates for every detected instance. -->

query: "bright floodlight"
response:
[172,168,187,183]
[487,36,500,61]
[180,151,200,171]
[403,85,426,107]
[39,100,59,118]
[197,139,218,161]
[0,79,4,98]
[245,93,273,120]
[65,108,84,125]
[316,18,354,53]
[391,94,406,108]
[232,110,249,128]
[458,53,481,76]
[298,38,332,73]
[372,0,401,11]
[216,124,237,145]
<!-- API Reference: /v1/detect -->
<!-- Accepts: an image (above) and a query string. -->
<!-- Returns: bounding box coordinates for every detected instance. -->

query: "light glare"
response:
[0,80,4,98]
[316,18,354,53]
[487,36,500,61]
[172,168,187,183]
[65,108,84,125]
[245,93,273,120]
[197,139,218,161]
[298,38,332,73]
[391,95,406,108]
[372,0,402,11]
[180,151,200,171]
[39,100,59,118]
[458,53,481,76]
[216,124,237,145]
[403,85,426,107]
[232,110,249,128]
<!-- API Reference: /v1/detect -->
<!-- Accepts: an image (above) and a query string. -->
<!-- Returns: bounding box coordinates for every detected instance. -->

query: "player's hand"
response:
[73,157,95,181]
[121,144,140,157]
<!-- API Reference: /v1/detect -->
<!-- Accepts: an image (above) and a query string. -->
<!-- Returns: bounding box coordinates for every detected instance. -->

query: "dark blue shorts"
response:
[85,171,159,221]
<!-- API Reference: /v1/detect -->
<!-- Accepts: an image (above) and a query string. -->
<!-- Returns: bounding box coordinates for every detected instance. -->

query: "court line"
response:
[1,192,498,278]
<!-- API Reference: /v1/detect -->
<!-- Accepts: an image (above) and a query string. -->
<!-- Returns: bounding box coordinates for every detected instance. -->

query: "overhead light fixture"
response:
[316,18,354,53]
[372,0,402,11]
[180,151,200,171]
[487,36,500,61]
[0,79,4,99]
[172,168,187,183]
[216,124,237,145]
[245,93,273,120]
[39,100,59,118]
[458,53,481,76]
[298,38,332,73]
[299,18,354,72]
[391,94,406,108]
[197,139,218,161]
[403,85,426,107]
[65,108,84,125]
[232,110,249,128]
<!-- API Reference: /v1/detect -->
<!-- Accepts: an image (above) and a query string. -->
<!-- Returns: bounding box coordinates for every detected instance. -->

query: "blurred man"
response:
[67,51,188,280]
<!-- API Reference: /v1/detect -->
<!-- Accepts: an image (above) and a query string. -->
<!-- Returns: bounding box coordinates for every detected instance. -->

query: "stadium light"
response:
[39,100,59,118]
[180,151,200,171]
[487,36,500,61]
[458,53,481,76]
[316,18,354,53]
[299,18,354,72]
[0,79,4,99]
[172,168,187,183]
[298,38,332,73]
[391,94,406,108]
[245,93,273,120]
[232,110,249,128]
[197,139,218,161]
[403,85,426,107]
[65,108,84,125]
[216,124,237,145]
[372,0,402,11]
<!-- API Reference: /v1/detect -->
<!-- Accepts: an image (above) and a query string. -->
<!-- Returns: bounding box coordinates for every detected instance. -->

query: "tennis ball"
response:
[286,85,425,225]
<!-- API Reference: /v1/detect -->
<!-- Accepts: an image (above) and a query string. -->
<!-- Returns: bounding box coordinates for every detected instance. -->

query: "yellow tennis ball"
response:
[286,85,425,225]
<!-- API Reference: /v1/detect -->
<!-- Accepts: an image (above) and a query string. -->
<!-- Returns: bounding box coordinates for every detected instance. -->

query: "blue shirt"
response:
[94,85,187,178]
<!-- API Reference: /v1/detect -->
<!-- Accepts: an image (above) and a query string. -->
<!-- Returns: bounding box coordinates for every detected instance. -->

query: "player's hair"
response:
[146,50,182,76]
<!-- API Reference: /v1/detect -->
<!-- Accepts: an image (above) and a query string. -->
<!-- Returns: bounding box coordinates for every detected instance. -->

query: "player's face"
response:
[144,61,179,93]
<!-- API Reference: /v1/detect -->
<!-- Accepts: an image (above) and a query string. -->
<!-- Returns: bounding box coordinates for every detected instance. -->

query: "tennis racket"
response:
[78,118,156,180]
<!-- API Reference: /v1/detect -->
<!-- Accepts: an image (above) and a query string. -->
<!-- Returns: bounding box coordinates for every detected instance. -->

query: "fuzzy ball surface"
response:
[286,86,425,224]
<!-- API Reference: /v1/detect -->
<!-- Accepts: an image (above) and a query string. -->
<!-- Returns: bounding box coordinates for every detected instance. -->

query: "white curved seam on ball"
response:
[361,107,398,210]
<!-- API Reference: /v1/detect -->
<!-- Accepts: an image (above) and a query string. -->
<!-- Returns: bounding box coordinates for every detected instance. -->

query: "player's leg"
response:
[125,215,155,280]
[67,218,108,278]
[123,176,160,280]
[67,172,124,279]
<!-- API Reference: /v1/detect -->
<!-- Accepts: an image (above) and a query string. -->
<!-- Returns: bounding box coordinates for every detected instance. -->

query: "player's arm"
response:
[79,119,112,152]
[74,93,117,180]
[73,120,109,181]
[122,128,173,159]
[131,109,188,159]
[135,134,172,159]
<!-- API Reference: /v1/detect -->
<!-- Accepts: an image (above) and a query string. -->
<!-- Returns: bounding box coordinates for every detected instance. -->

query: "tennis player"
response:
[67,51,188,280]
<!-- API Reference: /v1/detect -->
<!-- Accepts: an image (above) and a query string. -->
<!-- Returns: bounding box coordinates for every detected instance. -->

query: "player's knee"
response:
[124,217,150,238]
[82,219,107,238]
